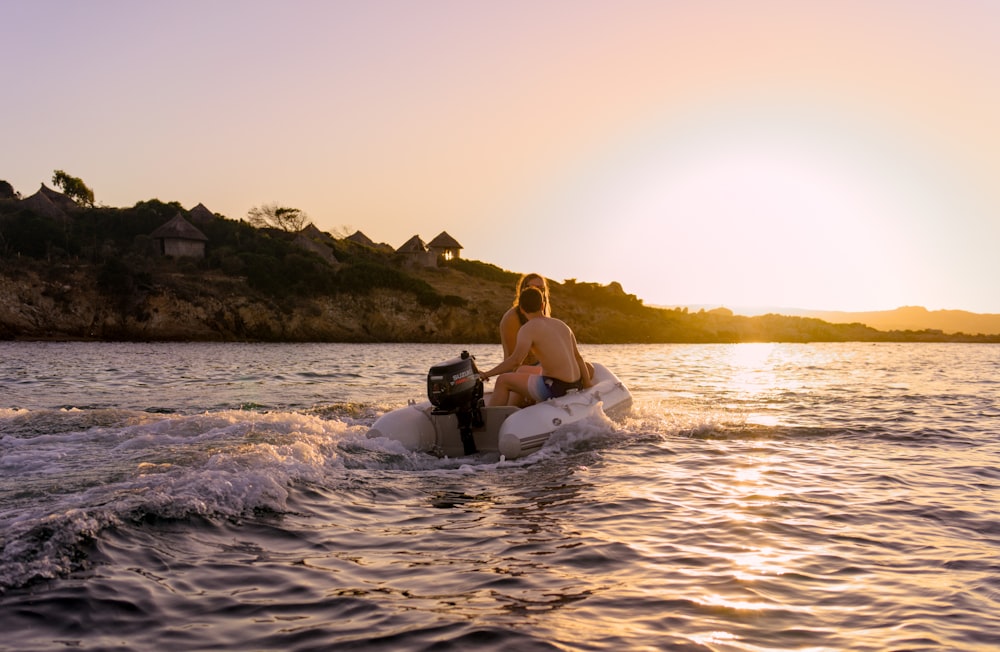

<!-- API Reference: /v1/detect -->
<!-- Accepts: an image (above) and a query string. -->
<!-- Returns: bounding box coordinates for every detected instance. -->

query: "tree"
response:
[0,179,17,200]
[52,170,95,207]
[246,203,309,232]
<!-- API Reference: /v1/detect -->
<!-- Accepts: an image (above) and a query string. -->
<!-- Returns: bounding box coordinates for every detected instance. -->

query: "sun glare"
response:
[717,343,788,426]
[556,105,922,310]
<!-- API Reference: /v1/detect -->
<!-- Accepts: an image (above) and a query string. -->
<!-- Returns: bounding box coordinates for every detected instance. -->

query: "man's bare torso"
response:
[520,317,581,382]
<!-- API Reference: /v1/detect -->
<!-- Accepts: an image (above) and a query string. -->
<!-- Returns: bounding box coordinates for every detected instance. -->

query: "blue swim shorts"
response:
[528,375,584,402]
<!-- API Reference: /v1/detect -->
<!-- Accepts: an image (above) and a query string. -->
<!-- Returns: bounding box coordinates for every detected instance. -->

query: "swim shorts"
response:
[528,375,584,402]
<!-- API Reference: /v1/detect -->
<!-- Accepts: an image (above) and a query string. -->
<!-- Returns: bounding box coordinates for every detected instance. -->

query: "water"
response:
[1,342,999,651]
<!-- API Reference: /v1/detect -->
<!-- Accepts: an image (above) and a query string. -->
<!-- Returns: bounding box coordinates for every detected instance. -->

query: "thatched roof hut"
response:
[294,224,338,264]
[397,235,427,254]
[151,213,208,258]
[188,203,216,224]
[37,184,77,211]
[21,184,76,219]
[426,231,463,261]
[22,190,66,219]
[345,229,394,253]
[346,230,376,247]
[397,235,437,268]
[300,223,327,240]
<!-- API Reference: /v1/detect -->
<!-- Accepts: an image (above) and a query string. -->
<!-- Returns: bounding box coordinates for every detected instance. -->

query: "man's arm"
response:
[480,326,534,380]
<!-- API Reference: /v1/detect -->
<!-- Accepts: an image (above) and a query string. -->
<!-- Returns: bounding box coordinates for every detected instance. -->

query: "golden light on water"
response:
[569,343,992,648]
[689,630,740,647]
[715,343,813,428]
[723,342,780,398]
[732,465,763,484]
[688,446,847,625]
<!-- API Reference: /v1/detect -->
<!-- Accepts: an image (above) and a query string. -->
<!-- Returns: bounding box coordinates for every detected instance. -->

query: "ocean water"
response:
[1,341,999,651]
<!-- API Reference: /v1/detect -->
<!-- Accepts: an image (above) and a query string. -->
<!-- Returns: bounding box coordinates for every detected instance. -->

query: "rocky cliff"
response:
[4,261,999,344]
[0,264,509,342]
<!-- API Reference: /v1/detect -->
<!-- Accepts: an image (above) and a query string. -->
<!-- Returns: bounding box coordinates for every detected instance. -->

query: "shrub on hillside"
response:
[336,261,466,308]
[444,258,518,285]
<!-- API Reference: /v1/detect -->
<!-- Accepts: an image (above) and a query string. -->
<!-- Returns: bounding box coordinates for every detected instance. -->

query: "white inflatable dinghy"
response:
[366,351,632,459]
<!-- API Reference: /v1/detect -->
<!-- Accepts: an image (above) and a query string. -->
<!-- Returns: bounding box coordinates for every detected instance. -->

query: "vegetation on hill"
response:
[1,182,998,343]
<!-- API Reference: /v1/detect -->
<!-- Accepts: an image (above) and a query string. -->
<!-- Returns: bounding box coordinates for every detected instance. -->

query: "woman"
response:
[499,273,550,368]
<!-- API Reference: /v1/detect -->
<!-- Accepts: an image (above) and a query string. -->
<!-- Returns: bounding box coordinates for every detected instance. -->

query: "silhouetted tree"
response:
[246,203,308,232]
[52,170,95,207]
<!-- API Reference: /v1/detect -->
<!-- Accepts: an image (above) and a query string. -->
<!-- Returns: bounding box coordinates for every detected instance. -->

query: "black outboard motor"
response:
[427,351,484,454]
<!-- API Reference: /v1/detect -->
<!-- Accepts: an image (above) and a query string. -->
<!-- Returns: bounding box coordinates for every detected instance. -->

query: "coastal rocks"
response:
[0,270,96,338]
[0,268,500,342]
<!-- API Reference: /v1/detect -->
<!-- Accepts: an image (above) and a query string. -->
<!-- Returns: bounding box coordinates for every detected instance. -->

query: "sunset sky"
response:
[4,1,999,313]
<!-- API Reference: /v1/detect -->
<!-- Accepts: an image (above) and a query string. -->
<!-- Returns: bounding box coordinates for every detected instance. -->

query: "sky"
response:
[4,0,1000,313]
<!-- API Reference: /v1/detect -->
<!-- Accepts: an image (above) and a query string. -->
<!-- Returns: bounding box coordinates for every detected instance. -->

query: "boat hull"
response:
[366,363,632,459]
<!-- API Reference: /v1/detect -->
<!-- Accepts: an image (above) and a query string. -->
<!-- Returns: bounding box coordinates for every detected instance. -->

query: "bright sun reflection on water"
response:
[725,343,778,394]
[717,343,797,427]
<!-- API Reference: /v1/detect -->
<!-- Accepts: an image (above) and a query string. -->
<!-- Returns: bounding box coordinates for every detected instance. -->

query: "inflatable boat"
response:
[366,351,633,459]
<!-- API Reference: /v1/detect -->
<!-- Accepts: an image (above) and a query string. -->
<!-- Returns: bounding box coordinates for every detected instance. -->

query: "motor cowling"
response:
[427,350,483,412]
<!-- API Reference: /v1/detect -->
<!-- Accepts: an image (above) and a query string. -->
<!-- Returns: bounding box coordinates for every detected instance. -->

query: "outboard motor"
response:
[427,351,484,454]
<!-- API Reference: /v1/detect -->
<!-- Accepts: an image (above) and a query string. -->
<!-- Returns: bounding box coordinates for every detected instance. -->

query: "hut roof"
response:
[299,223,338,248]
[188,203,215,223]
[346,230,376,247]
[427,231,462,249]
[37,183,77,210]
[397,235,427,254]
[22,189,67,219]
[300,223,325,239]
[151,213,208,241]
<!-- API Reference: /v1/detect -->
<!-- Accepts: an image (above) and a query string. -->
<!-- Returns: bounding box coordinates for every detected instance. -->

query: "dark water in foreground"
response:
[1,342,999,651]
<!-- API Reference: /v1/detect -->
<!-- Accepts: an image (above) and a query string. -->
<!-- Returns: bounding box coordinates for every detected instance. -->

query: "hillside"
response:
[1,190,999,344]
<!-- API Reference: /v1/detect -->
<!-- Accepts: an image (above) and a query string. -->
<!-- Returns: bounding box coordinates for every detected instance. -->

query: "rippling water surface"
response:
[1,342,999,651]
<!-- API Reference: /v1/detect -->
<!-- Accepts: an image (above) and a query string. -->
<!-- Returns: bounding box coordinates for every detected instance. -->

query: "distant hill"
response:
[668,305,1000,337]
[784,307,1000,336]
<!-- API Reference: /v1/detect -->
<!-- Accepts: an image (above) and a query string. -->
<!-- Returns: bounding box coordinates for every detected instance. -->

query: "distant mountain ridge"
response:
[671,305,1000,336]
[794,306,1000,337]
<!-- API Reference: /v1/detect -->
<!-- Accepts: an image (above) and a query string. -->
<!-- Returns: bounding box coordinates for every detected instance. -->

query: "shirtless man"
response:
[479,286,592,407]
